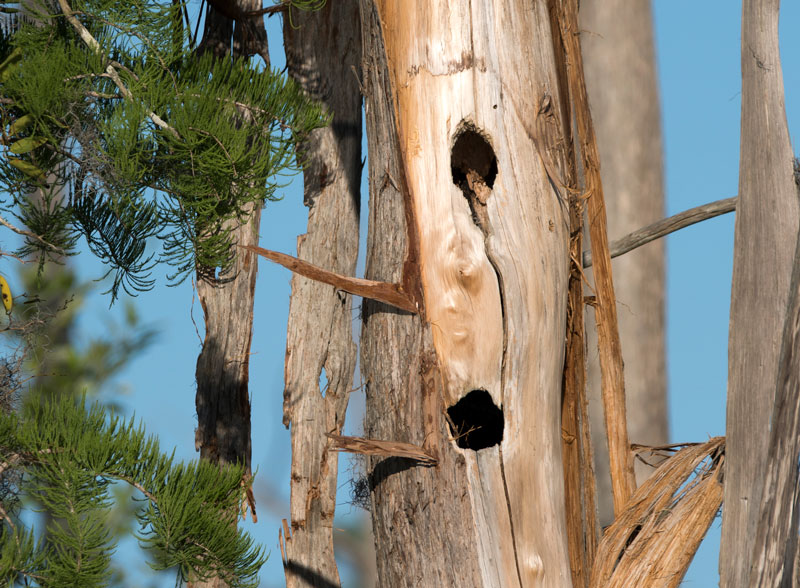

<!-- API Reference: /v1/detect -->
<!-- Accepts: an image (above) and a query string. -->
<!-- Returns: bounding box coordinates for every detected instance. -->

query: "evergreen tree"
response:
[0,394,266,587]
[0,0,326,299]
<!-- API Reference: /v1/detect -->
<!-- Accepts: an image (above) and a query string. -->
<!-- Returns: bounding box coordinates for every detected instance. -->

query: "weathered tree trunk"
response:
[279,3,362,586]
[720,0,799,585]
[749,222,800,586]
[359,1,574,585]
[579,0,668,527]
[192,4,269,587]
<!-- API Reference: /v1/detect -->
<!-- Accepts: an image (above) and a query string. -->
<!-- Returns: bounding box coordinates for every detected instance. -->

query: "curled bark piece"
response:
[590,437,725,588]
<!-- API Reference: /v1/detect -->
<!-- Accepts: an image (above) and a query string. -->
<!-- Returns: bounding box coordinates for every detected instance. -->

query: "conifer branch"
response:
[56,0,180,139]
[0,396,266,587]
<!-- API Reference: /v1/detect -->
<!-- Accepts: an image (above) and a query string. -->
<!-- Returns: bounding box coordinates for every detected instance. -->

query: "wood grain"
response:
[749,229,800,585]
[720,1,800,584]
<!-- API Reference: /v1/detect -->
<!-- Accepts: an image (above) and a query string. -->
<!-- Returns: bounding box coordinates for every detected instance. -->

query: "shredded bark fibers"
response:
[326,433,437,465]
[590,437,724,588]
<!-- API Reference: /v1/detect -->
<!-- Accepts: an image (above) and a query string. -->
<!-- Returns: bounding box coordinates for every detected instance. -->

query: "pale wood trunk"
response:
[579,0,668,527]
[720,0,800,585]
[191,4,269,587]
[279,2,362,586]
[359,0,573,585]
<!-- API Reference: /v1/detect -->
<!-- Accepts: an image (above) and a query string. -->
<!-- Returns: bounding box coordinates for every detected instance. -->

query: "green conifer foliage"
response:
[0,395,266,587]
[0,0,328,299]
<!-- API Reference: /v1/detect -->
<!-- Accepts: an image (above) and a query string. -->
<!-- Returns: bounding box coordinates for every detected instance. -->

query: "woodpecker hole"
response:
[451,124,497,233]
[451,125,497,189]
[447,389,504,450]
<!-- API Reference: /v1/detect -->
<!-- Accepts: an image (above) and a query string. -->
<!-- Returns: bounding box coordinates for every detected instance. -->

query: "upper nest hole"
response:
[451,125,498,189]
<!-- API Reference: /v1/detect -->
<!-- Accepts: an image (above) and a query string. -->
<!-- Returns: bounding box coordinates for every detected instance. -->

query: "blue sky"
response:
[18,1,799,585]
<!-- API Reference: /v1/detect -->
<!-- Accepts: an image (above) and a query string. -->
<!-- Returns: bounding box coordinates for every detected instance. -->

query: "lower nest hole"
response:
[447,389,504,450]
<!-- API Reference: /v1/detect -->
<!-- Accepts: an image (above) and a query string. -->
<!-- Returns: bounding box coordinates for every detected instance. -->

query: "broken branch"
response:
[326,433,437,465]
[583,197,737,268]
[240,244,418,314]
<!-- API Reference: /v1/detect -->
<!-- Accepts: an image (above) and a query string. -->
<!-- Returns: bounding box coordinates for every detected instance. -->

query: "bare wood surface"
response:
[749,230,800,585]
[582,197,736,268]
[720,1,800,585]
[590,438,724,587]
[559,0,636,515]
[242,245,415,313]
[371,0,574,583]
[279,4,362,587]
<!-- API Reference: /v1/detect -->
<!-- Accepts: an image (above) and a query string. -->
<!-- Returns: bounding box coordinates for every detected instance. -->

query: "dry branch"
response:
[326,434,437,465]
[241,244,417,313]
[559,0,636,512]
[582,197,737,268]
[590,437,724,588]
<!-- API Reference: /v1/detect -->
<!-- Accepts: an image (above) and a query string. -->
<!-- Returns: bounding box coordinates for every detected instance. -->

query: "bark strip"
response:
[558,0,636,514]
[548,3,599,580]
[590,438,724,588]
[327,434,437,465]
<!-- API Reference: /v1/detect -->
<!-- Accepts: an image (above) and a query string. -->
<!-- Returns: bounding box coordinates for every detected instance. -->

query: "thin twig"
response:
[0,213,64,254]
[583,197,737,268]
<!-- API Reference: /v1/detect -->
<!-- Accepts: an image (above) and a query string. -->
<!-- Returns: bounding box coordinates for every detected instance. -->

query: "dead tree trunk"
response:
[359,1,575,584]
[192,4,269,587]
[720,0,799,585]
[279,2,362,586]
[579,0,668,526]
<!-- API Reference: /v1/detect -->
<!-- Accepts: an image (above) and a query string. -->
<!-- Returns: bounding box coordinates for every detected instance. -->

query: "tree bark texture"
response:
[192,4,269,587]
[720,1,800,585]
[279,3,362,587]
[579,0,668,527]
[360,1,574,585]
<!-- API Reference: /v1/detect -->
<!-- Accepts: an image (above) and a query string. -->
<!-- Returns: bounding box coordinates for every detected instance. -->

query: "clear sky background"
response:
[22,1,799,586]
